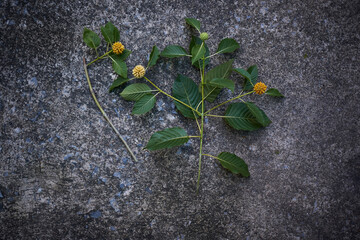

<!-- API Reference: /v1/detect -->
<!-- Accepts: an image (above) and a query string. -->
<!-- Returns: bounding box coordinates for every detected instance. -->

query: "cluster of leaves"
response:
[83,19,284,189]
[83,22,132,84]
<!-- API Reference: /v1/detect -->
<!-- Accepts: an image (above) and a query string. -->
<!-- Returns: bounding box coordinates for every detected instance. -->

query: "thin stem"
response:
[196,56,206,194]
[205,114,227,118]
[205,91,255,114]
[194,114,201,133]
[205,52,220,59]
[87,50,113,66]
[83,58,137,162]
[202,153,218,159]
[144,77,201,116]
[189,135,201,138]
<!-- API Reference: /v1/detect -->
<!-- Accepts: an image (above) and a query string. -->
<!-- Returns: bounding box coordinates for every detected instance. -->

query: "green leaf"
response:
[189,36,210,69]
[146,127,189,150]
[266,88,284,97]
[83,28,101,49]
[202,59,234,102]
[233,68,251,82]
[244,65,258,90]
[100,22,120,44]
[110,49,131,61]
[147,45,160,68]
[216,38,240,54]
[217,152,250,177]
[209,78,235,92]
[185,18,201,32]
[109,76,129,92]
[245,102,271,127]
[132,94,156,115]
[110,54,127,78]
[172,74,202,119]
[120,83,153,101]
[224,102,263,131]
[191,43,206,65]
[160,45,188,58]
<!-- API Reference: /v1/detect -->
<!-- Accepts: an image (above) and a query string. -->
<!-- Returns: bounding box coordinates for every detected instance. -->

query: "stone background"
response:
[1,0,359,239]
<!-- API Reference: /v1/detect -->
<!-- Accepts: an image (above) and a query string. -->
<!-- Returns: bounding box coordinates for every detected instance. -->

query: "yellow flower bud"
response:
[132,65,146,78]
[253,82,267,95]
[112,42,125,55]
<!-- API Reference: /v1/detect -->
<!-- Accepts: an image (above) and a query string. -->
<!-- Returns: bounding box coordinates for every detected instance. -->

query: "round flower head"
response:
[112,42,125,55]
[200,32,209,41]
[254,82,267,95]
[132,65,146,78]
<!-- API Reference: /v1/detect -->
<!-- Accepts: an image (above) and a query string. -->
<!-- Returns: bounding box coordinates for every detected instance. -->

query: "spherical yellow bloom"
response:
[132,65,146,78]
[112,42,125,54]
[254,82,267,95]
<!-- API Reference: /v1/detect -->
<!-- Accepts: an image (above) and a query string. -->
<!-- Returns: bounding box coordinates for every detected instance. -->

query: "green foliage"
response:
[224,102,270,131]
[109,51,131,78]
[83,28,101,49]
[160,45,188,58]
[203,59,234,102]
[189,36,210,69]
[246,65,258,90]
[185,18,201,32]
[120,83,153,101]
[146,127,189,150]
[147,45,160,68]
[217,152,250,177]
[191,43,206,65]
[110,56,127,78]
[132,94,156,115]
[233,65,258,91]
[266,88,284,97]
[101,22,120,44]
[109,76,129,92]
[216,38,240,54]
[245,102,271,127]
[208,78,235,92]
[172,75,201,119]
[83,19,283,192]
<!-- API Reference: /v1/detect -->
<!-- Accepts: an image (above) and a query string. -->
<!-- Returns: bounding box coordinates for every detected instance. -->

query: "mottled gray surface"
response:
[1,0,359,239]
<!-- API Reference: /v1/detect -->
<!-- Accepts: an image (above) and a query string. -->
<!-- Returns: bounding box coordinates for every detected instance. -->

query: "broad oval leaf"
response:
[109,76,129,92]
[216,38,240,54]
[233,68,251,82]
[83,28,101,49]
[191,43,205,65]
[160,45,188,58]
[101,22,120,44]
[202,59,234,102]
[266,88,284,97]
[217,152,250,177]
[120,83,153,101]
[233,66,258,91]
[147,45,160,68]
[209,78,235,92]
[244,65,258,90]
[245,102,271,127]
[185,18,201,32]
[132,94,156,115]
[189,36,210,69]
[224,102,262,131]
[110,49,131,61]
[172,74,202,119]
[146,127,189,150]
[109,54,128,78]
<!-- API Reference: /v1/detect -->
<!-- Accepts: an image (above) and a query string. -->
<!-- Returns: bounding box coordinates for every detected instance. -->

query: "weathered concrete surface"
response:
[1,0,359,239]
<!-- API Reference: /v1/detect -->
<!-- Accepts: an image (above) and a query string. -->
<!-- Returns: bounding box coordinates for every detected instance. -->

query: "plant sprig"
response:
[82,19,284,193]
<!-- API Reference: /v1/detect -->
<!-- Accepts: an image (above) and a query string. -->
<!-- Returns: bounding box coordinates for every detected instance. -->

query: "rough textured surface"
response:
[1,0,359,239]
